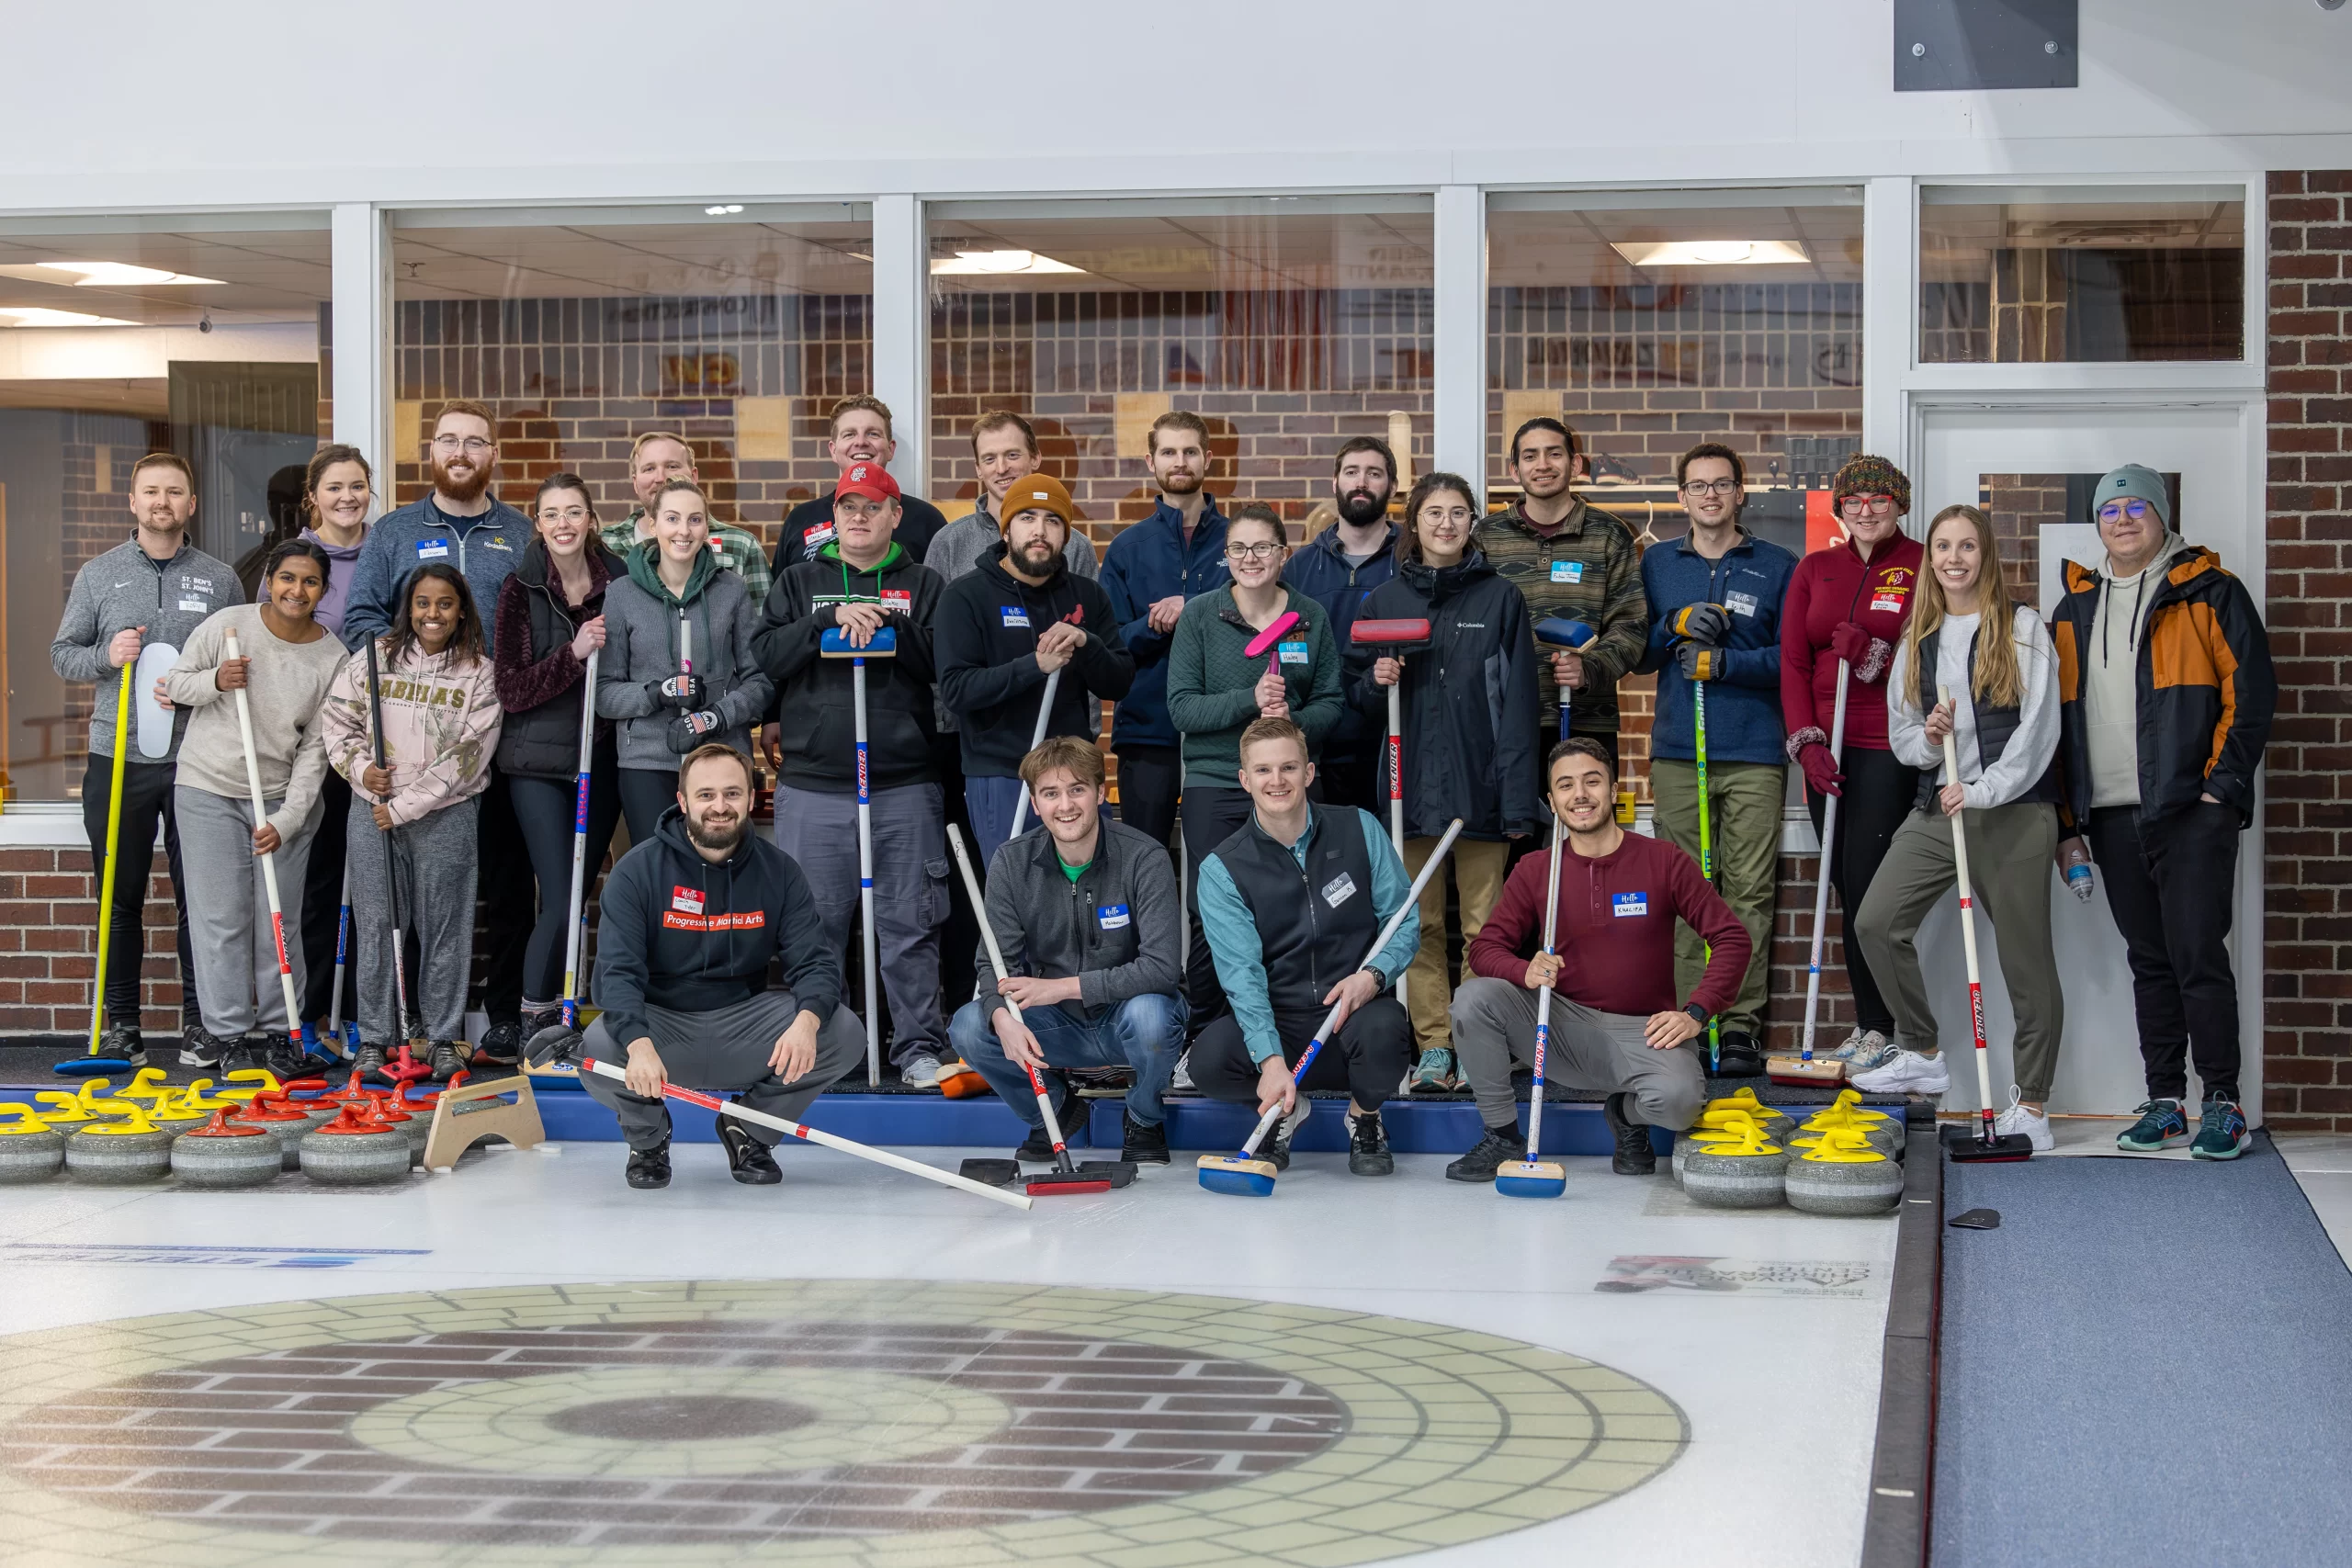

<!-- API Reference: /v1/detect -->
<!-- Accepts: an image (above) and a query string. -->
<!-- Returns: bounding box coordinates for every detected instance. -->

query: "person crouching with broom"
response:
[1447,739,1746,1181]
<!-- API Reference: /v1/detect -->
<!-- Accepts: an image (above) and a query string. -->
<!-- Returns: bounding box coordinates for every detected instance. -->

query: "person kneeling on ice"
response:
[575,743,866,1190]
[947,736,1186,1165]
[1192,717,1418,1176]
[1448,739,1748,1181]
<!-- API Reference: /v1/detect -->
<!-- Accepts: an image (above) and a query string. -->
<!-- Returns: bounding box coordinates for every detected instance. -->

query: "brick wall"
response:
[0,846,184,1034]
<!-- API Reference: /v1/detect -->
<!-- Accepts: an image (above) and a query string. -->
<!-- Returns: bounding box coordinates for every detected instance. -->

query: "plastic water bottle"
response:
[2062,840,2095,902]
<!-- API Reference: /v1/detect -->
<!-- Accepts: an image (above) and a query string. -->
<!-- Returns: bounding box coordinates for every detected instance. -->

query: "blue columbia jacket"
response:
[1637,529,1797,766]
[1100,496,1231,750]
[341,495,534,654]
[1283,524,1398,758]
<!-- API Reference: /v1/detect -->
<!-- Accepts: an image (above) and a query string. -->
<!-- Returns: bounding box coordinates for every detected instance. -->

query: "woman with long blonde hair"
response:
[1849,503,2065,1148]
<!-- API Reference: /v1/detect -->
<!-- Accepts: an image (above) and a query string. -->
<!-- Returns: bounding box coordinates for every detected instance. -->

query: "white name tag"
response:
[1098,903,1131,930]
[803,523,835,548]
[1277,640,1309,666]
[1550,560,1584,584]
[177,598,208,613]
[1320,872,1358,908]
[416,539,450,560]
[1612,892,1648,918]
[1725,591,1758,618]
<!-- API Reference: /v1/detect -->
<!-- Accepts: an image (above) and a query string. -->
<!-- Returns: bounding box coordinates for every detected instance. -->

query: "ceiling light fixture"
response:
[1610,240,1811,267]
[34,261,224,287]
[705,204,744,216]
[929,249,1085,276]
[0,306,139,327]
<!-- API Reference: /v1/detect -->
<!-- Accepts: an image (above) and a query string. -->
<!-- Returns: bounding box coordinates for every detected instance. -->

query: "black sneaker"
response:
[1445,1125,1523,1183]
[1603,1092,1657,1175]
[101,1022,146,1069]
[626,1142,672,1189]
[266,1030,334,1080]
[1713,1031,1766,1077]
[473,1021,523,1067]
[1346,1109,1394,1177]
[427,1040,466,1083]
[1121,1112,1170,1165]
[719,1119,782,1185]
[351,1042,391,1086]
[1015,1082,1082,1161]
[179,1025,232,1069]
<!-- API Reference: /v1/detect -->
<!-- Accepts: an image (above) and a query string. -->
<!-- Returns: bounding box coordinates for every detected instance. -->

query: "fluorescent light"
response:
[0,306,138,327]
[704,204,743,216]
[929,249,1085,276]
[36,261,224,286]
[1610,240,1811,267]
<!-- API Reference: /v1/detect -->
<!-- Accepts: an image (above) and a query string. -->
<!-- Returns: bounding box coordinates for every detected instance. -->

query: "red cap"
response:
[836,462,901,504]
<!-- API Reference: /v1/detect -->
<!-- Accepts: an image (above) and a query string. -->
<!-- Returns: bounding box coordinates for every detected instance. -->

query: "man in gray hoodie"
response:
[50,452,237,1067]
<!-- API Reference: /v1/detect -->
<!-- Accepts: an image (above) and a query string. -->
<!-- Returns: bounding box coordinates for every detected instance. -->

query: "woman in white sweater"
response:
[1849,503,2064,1148]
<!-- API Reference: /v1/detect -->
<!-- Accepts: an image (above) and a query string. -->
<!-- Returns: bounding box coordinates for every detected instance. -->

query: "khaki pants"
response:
[1651,759,1783,1034]
[1399,836,1512,1055]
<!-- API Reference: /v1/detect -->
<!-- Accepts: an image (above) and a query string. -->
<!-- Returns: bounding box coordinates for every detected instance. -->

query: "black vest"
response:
[1913,618,2057,810]
[1213,805,1382,1014]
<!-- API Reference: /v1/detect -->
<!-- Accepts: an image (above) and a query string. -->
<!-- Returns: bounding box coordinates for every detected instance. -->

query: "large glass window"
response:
[1918,186,2246,363]
[0,214,330,804]
[926,197,1434,545]
[389,204,873,540]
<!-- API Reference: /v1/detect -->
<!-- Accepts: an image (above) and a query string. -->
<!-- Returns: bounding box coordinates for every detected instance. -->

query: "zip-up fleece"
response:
[1472,498,1647,735]
[1343,550,1541,840]
[595,544,775,773]
[1283,524,1397,756]
[978,820,1183,1025]
[1780,532,1924,756]
[493,537,623,780]
[591,805,842,1048]
[319,637,502,826]
[1099,496,1232,749]
[598,511,772,608]
[340,495,531,653]
[2049,544,2276,829]
[753,543,944,794]
[51,535,239,761]
[935,543,1134,777]
[1638,528,1797,765]
[1165,585,1344,788]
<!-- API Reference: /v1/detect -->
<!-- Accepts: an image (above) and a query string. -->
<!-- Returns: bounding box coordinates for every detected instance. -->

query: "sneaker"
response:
[179,1025,232,1069]
[1850,1048,1951,1096]
[1346,1109,1394,1177]
[473,1021,523,1068]
[626,1142,672,1190]
[1713,1031,1766,1077]
[427,1040,466,1083]
[1015,1082,1083,1162]
[1827,1028,1890,1066]
[1445,1125,1523,1183]
[1264,1097,1312,1173]
[101,1022,146,1069]
[1120,1111,1170,1165]
[351,1042,391,1086]
[719,1119,783,1184]
[1603,1091,1657,1175]
[1170,1051,1195,1093]
[2118,1098,2188,1152]
[266,1029,334,1080]
[1408,1048,1455,1093]
[1992,1090,2054,1154]
[900,1053,945,1090]
[2190,1096,2250,1161]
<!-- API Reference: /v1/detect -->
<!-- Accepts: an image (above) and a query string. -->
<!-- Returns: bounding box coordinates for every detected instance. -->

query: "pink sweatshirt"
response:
[321,637,502,826]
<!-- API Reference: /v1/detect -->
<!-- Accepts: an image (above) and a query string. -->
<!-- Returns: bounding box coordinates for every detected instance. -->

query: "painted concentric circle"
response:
[0,1279,1688,1566]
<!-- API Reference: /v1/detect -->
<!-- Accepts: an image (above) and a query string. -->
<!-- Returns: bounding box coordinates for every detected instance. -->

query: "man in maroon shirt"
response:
[1446,738,1751,1179]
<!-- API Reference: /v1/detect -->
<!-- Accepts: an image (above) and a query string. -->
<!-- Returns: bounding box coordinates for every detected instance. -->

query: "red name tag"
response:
[881,589,911,613]
[672,886,703,915]
[803,523,836,547]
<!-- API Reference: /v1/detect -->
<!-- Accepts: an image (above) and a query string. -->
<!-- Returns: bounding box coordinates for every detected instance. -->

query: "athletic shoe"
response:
[1445,1125,1523,1183]
[266,1030,335,1080]
[1170,1051,1195,1093]
[1713,1031,1766,1077]
[1346,1109,1394,1176]
[2117,1098,2189,1151]
[1992,1090,2054,1153]
[1603,1091,1657,1175]
[1408,1048,1455,1093]
[1264,1097,1312,1173]
[626,1142,672,1190]
[2191,1096,2250,1161]
[900,1053,945,1090]
[473,1021,523,1068]
[426,1040,466,1083]
[1827,1028,1890,1067]
[719,1120,783,1184]
[1850,1048,1951,1096]
[179,1025,232,1070]
[351,1042,391,1086]
[1015,1083,1083,1162]
[100,1023,146,1069]
[1120,1112,1170,1165]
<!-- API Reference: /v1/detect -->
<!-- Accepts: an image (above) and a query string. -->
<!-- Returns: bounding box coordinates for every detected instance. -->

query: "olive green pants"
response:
[1650,759,1783,1036]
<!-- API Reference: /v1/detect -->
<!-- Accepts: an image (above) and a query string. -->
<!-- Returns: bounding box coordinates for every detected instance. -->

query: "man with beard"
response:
[565,744,866,1190]
[1100,410,1231,850]
[772,396,949,572]
[1473,418,1648,773]
[1283,436,1400,811]
[341,400,537,1066]
[936,472,1133,864]
[598,432,771,607]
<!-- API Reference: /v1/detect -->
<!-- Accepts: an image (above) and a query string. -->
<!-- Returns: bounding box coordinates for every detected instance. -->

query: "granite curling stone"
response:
[1673,1111,1767,1186]
[299,1106,412,1185]
[1785,1128,1905,1215]
[1680,1122,1790,1209]
[64,1105,175,1185]
[169,1110,282,1190]
[0,1103,66,1184]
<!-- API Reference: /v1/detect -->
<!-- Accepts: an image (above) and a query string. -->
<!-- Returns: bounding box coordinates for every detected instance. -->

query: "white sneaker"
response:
[1170,1051,1195,1092]
[1849,1048,1951,1096]
[1992,1089,2053,1152]
[900,1054,944,1090]
[1280,1095,1313,1145]
[1828,1028,1890,1067]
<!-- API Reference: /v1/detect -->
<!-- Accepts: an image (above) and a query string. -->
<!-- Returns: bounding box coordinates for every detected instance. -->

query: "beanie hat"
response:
[2091,464,2171,530]
[1000,472,1074,528]
[1829,453,1910,515]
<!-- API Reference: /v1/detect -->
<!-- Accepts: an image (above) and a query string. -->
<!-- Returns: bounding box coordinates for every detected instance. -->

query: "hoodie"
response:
[594,540,775,773]
[752,542,945,793]
[934,542,1135,777]
[319,635,502,826]
[253,526,367,639]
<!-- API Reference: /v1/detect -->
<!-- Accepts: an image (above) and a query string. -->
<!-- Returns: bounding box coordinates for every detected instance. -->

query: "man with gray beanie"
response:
[2048,464,2274,1160]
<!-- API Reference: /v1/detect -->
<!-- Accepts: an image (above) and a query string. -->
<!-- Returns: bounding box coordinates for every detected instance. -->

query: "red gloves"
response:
[1797,742,1842,797]
[1829,621,1871,668]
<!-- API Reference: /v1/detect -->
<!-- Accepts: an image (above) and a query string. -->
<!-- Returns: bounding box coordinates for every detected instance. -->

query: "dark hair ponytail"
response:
[263,536,334,595]
[387,561,487,668]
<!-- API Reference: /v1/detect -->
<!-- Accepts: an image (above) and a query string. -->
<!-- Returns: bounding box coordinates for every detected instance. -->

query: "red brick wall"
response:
[0,846,183,1034]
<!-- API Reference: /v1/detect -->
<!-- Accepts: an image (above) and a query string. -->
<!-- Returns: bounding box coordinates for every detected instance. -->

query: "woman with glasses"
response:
[1778,454,1927,1070]
[1346,472,1540,1091]
[1166,503,1345,1033]
[494,474,628,1044]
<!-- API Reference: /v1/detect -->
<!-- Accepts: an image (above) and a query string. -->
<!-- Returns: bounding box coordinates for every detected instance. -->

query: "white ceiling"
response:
[390,221,873,302]
[0,229,328,327]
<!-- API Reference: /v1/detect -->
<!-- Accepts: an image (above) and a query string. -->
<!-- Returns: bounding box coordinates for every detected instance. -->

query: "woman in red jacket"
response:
[1780,455,1924,1066]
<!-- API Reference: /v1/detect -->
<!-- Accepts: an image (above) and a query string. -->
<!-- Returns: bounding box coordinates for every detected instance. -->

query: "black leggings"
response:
[1178,786,1256,1039]
[299,768,356,1026]
[1190,997,1414,1113]
[618,767,682,847]
[1804,745,1918,1038]
[509,750,623,1012]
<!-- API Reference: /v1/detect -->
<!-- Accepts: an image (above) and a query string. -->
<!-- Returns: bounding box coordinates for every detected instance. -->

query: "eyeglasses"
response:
[1226,542,1285,561]
[1681,479,1742,498]
[432,435,494,455]
[2098,498,2154,524]
[537,506,592,524]
[1839,493,1897,515]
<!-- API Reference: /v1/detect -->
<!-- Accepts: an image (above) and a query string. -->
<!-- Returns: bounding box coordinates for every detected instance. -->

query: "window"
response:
[1919,186,2246,363]
[0,214,330,804]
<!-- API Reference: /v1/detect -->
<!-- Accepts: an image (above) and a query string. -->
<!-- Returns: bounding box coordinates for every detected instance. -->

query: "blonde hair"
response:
[1904,504,2022,711]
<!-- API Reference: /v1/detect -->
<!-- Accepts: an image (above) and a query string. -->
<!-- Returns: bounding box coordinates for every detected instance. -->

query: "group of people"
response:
[51,397,2276,1189]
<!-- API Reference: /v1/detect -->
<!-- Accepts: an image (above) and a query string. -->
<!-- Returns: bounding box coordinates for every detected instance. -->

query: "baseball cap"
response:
[836,461,902,504]
[1000,472,1074,528]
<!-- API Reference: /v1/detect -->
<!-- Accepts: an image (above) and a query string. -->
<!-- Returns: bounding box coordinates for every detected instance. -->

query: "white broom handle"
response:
[945,822,1075,1148]
[1800,659,1851,1058]
[855,655,879,1087]
[1008,668,1060,838]
[560,649,598,1015]
[1524,807,1567,1155]
[223,628,303,1032]
[1938,685,1994,1117]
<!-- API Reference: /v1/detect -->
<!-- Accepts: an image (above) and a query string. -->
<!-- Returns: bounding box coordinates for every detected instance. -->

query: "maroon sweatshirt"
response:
[1779,532,1925,755]
[1467,828,1750,1018]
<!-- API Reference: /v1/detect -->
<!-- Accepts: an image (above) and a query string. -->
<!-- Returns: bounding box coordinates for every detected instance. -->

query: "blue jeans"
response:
[964,775,1028,871]
[949,992,1187,1127]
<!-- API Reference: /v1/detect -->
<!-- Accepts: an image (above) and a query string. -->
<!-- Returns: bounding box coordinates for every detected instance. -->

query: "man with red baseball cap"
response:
[772,395,949,572]
[752,457,957,1086]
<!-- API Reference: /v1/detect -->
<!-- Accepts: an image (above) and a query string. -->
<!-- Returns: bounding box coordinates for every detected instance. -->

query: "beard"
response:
[1013,537,1058,572]
[1336,484,1391,527]
[1157,468,1203,497]
[431,454,492,504]
[684,813,746,853]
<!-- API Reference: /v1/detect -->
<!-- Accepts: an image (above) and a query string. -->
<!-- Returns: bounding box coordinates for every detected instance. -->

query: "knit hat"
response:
[1000,472,1074,528]
[1829,453,1910,515]
[2091,464,2171,530]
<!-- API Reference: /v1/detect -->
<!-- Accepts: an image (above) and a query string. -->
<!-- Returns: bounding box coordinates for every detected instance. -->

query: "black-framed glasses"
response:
[1681,479,1742,498]
[1226,541,1284,561]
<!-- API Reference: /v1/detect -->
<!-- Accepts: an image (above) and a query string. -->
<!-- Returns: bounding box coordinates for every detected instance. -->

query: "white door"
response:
[1905,395,2266,1118]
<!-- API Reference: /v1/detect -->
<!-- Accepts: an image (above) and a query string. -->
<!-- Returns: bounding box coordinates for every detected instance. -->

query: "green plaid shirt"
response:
[601,510,773,609]
[1473,497,1648,735]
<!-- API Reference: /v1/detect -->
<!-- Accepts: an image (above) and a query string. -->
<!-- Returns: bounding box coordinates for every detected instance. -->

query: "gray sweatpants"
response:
[345,795,478,1043]
[772,781,947,1066]
[1450,976,1706,1132]
[579,989,867,1150]
[175,784,320,1036]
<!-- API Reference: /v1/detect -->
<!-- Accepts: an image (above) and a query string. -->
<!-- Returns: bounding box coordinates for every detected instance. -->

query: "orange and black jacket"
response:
[2048,546,2274,829]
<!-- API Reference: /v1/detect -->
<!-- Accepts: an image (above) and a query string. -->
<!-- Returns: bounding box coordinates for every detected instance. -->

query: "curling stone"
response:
[227,1095,316,1170]
[299,1106,412,1186]
[141,1089,211,1135]
[1795,1089,1905,1159]
[1679,1122,1790,1209]
[1784,1128,1905,1215]
[362,1099,428,1166]
[169,1111,282,1190]
[1698,1092,1794,1147]
[1672,1111,1765,1186]
[1793,1114,1905,1161]
[29,1089,112,1130]
[110,1066,174,1110]
[0,1103,65,1184]
[40,1082,130,1122]
[213,1067,287,1103]
[64,1105,175,1185]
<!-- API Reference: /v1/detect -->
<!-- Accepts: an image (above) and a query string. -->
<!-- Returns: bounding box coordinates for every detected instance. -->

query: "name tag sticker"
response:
[671,886,704,916]
[1870,593,1905,615]
[881,589,911,614]
[178,598,208,613]
[1724,591,1759,618]
[1320,872,1358,909]
[1277,640,1309,666]
[1612,892,1648,918]
[1550,560,1585,584]
[1001,607,1031,628]
[416,538,450,560]
[1097,903,1131,930]
[802,523,836,547]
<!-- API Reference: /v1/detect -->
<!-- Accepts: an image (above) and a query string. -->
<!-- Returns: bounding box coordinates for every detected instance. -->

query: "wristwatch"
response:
[1682,1003,1711,1026]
